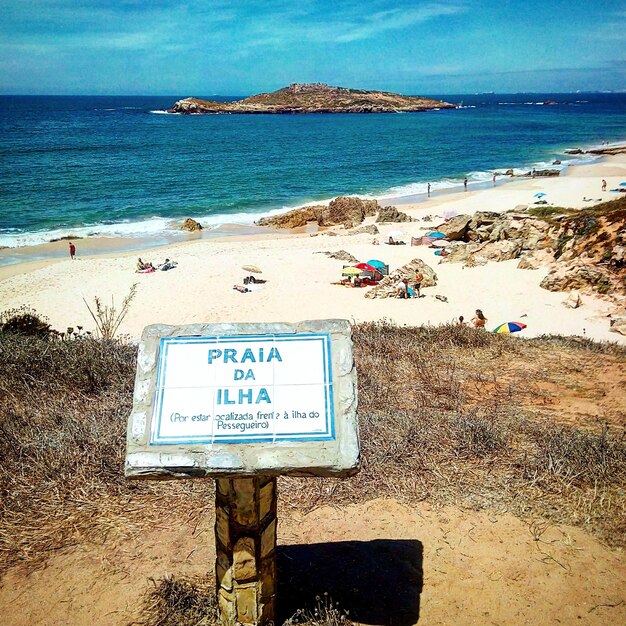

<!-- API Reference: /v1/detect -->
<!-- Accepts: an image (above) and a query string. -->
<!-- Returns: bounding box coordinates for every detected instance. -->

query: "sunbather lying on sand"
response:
[233,285,249,293]
[158,258,178,271]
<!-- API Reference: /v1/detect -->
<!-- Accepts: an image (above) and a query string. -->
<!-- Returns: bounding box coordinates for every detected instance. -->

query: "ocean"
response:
[1,92,625,252]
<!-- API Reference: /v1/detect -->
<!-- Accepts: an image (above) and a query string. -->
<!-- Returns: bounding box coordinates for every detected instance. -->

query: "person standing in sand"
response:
[413,269,424,298]
[492,173,497,186]
[427,182,431,197]
[69,242,76,260]
[602,179,607,192]
[464,177,468,191]
[472,309,487,329]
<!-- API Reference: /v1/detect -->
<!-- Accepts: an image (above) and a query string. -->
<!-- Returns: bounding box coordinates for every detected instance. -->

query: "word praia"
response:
[209,345,283,405]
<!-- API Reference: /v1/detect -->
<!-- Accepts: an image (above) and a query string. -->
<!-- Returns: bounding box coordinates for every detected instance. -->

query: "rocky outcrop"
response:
[346,224,379,235]
[257,207,320,229]
[376,206,413,223]
[169,83,458,115]
[317,197,379,229]
[180,218,203,232]
[437,214,472,240]
[315,250,359,263]
[365,259,437,299]
[540,263,608,293]
[258,197,391,230]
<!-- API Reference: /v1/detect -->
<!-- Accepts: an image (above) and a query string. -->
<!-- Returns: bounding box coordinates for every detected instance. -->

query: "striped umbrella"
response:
[341,266,363,276]
[493,321,527,334]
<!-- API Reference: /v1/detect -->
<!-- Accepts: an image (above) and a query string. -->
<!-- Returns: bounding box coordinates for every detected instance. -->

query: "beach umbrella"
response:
[432,240,451,248]
[426,231,446,239]
[492,321,527,334]
[242,264,262,273]
[619,182,626,187]
[387,229,404,238]
[353,262,378,272]
[341,266,362,276]
[366,259,386,269]
[534,192,547,198]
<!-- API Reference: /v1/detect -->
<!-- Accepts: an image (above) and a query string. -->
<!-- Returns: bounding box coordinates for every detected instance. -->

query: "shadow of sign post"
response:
[125,320,359,626]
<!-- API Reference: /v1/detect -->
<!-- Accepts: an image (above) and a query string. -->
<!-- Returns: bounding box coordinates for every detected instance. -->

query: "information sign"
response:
[150,333,334,445]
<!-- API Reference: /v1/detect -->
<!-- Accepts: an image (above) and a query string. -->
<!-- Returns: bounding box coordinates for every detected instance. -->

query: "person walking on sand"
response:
[69,241,76,260]
[492,173,497,186]
[472,309,487,329]
[427,182,431,197]
[464,177,468,191]
[602,179,607,192]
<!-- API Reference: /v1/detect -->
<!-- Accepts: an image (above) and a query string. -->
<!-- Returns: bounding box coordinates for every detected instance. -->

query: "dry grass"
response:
[0,333,210,575]
[280,322,626,545]
[0,320,625,623]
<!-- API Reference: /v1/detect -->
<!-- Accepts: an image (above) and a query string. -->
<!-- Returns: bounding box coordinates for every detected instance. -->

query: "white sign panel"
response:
[150,333,335,445]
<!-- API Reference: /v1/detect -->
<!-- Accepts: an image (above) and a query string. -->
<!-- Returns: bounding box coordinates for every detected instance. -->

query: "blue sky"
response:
[1,0,624,95]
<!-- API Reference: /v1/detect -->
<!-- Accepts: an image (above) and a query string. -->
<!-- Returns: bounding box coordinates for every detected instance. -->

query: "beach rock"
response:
[442,242,472,264]
[609,315,626,336]
[422,215,433,222]
[317,196,379,229]
[517,249,553,270]
[434,294,448,303]
[376,206,413,223]
[562,290,582,309]
[347,224,379,235]
[437,214,472,241]
[552,160,562,165]
[540,262,606,293]
[465,240,523,266]
[504,169,514,176]
[257,206,320,228]
[533,169,560,177]
[565,149,584,155]
[365,258,437,299]
[468,211,500,231]
[316,250,360,263]
[180,218,203,232]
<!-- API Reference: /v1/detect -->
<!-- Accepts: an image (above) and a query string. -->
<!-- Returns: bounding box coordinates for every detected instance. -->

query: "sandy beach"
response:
[1,153,625,343]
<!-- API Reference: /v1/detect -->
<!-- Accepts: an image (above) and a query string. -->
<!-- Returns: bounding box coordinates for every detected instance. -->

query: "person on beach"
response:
[492,173,496,186]
[458,315,466,326]
[395,278,408,299]
[413,269,424,298]
[602,179,607,192]
[463,177,468,191]
[69,242,76,260]
[427,182,431,197]
[472,309,487,329]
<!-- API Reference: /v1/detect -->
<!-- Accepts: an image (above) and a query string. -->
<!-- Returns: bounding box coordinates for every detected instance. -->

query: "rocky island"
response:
[168,83,457,114]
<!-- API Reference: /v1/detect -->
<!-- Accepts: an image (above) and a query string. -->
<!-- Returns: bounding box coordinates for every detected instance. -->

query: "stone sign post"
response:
[125,320,359,626]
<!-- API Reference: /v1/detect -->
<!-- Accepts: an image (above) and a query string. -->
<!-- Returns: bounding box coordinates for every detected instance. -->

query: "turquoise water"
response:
[1,93,625,248]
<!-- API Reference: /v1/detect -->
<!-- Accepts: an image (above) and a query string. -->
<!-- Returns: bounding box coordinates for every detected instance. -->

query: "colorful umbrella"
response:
[353,262,378,272]
[493,321,527,334]
[366,259,386,269]
[620,182,626,187]
[427,231,447,239]
[534,192,547,198]
[341,266,362,276]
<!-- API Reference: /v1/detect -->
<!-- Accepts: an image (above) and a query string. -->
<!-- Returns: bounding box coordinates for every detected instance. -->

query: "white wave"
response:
[0,216,176,249]
[149,109,176,115]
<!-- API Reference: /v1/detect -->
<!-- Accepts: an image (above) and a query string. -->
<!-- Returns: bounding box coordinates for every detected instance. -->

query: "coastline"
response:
[2,142,625,268]
[1,151,624,344]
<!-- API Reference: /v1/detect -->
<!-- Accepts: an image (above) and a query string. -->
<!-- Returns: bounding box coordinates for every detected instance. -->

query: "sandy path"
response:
[1,499,624,625]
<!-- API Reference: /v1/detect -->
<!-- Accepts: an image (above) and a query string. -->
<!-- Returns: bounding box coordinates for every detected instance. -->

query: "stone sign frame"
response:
[125,319,359,479]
